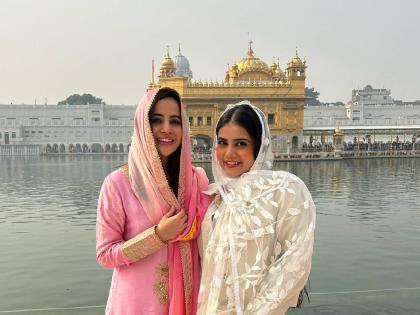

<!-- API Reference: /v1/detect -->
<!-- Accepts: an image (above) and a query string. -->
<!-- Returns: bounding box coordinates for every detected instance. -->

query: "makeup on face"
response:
[216,123,255,177]
[150,98,182,164]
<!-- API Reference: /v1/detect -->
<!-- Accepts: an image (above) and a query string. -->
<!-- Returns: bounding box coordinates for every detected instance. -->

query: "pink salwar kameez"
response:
[96,88,210,315]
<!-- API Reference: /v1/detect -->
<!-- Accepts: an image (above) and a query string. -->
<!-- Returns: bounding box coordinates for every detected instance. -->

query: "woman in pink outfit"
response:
[96,88,211,315]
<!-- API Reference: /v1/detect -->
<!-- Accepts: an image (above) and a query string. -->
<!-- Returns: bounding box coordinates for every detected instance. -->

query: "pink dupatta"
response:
[128,88,210,314]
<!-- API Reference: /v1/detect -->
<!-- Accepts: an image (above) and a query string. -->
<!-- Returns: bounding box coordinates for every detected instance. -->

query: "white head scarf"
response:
[211,100,274,200]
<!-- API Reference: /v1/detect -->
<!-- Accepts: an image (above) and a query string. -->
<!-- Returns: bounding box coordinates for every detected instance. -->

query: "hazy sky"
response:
[1,0,419,105]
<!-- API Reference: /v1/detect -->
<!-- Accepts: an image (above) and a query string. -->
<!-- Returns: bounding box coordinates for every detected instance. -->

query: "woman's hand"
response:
[156,207,187,242]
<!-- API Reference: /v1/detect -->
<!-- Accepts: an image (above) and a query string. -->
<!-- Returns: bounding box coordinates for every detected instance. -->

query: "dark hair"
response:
[216,104,262,159]
[149,88,182,196]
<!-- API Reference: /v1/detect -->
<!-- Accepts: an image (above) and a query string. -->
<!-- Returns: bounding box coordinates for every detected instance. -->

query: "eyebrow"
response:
[218,136,251,142]
[151,113,181,119]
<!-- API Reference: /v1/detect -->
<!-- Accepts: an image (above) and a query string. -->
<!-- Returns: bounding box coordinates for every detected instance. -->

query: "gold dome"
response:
[161,54,175,69]
[159,47,176,78]
[288,48,305,67]
[290,55,304,66]
[270,59,278,72]
[236,43,270,74]
[334,127,343,134]
[275,67,284,77]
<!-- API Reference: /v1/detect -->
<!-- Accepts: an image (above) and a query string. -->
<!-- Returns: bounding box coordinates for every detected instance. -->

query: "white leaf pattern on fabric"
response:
[288,208,301,216]
[198,171,316,315]
[197,102,316,315]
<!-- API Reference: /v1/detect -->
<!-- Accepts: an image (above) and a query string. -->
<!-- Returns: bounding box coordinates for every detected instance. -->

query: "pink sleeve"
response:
[96,176,132,268]
[96,175,166,269]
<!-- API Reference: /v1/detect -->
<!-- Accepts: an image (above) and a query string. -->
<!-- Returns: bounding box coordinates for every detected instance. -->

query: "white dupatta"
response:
[197,101,316,315]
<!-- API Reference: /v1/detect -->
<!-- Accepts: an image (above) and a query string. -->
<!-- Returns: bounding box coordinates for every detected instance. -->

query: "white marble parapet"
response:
[0,144,41,156]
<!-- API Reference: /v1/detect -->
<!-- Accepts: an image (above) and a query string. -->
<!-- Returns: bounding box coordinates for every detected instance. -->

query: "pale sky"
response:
[1,0,419,105]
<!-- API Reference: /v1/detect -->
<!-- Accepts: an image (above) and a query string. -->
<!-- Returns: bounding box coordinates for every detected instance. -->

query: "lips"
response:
[157,138,175,144]
[224,161,241,168]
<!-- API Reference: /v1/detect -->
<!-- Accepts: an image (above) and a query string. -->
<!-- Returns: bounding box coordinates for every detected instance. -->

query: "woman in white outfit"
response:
[197,102,316,315]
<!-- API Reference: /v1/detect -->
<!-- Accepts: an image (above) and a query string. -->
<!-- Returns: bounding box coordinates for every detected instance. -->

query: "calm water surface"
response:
[0,156,419,314]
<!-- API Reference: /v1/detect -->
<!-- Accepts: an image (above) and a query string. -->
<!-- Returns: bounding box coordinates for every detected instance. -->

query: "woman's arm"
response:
[96,176,166,269]
[245,177,316,315]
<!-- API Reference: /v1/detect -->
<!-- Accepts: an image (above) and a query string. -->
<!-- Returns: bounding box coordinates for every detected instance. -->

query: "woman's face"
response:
[216,122,255,178]
[150,97,182,164]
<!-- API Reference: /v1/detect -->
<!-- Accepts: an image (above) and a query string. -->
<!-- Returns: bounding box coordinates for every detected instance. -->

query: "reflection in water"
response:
[277,159,420,225]
[1,156,420,313]
[0,155,127,231]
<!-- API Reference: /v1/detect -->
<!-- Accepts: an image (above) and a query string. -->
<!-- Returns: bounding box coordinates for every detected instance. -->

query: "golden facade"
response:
[148,43,307,151]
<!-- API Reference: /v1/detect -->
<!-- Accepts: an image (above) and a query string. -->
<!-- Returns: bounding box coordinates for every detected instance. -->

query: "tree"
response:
[305,87,321,106]
[58,93,105,105]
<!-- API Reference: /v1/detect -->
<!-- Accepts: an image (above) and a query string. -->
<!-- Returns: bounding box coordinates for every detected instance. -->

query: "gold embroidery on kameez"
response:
[153,263,169,305]
[122,226,166,262]
[119,164,129,179]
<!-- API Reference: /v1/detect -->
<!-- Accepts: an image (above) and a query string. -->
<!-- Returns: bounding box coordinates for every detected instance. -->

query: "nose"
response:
[161,119,172,133]
[225,144,237,159]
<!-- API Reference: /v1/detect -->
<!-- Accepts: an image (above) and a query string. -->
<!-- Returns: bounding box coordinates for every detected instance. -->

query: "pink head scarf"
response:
[128,88,210,314]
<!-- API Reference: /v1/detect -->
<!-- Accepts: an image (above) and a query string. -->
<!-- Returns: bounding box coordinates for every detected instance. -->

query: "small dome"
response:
[288,49,305,67]
[275,67,284,77]
[291,55,304,66]
[270,61,278,72]
[334,127,343,134]
[174,45,193,80]
[159,47,176,78]
[161,53,175,70]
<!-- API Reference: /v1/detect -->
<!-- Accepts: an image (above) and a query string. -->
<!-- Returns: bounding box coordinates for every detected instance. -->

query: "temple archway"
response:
[91,143,103,153]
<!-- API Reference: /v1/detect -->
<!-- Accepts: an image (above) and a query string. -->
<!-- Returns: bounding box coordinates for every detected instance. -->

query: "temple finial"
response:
[247,39,254,56]
[178,43,181,54]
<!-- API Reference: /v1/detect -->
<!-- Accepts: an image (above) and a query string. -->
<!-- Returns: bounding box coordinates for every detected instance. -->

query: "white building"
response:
[305,103,420,128]
[0,103,135,153]
[2,84,420,154]
[304,85,420,143]
[0,47,196,155]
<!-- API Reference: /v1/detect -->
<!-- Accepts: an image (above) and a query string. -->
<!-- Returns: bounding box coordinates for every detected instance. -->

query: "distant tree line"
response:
[58,93,105,105]
[305,87,344,106]
[305,87,321,106]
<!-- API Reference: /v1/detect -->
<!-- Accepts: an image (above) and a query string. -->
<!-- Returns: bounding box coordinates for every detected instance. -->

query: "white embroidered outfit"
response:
[197,101,316,315]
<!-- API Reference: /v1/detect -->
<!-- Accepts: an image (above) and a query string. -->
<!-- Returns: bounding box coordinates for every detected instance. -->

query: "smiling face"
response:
[216,122,256,178]
[150,97,182,165]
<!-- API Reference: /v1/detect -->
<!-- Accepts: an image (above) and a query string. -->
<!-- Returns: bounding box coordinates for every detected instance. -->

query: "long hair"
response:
[148,87,182,196]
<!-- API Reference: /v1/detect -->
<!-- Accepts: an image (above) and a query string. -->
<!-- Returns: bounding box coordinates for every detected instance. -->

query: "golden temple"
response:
[148,42,306,151]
